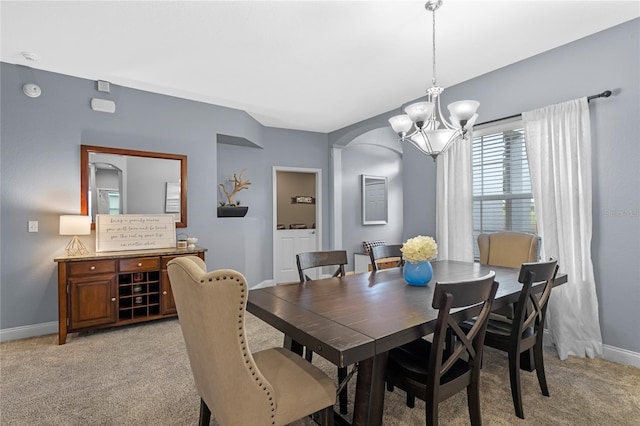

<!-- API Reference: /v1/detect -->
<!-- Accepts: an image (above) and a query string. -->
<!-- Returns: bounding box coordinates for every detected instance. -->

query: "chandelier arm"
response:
[439,129,464,154]
[435,95,454,130]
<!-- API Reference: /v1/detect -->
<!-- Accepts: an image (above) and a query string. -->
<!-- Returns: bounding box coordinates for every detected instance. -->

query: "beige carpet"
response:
[1,315,639,425]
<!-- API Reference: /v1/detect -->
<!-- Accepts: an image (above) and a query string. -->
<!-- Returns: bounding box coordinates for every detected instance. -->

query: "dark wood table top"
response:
[247,260,567,368]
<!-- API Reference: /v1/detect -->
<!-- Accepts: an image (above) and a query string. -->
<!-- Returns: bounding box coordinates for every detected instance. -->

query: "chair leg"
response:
[467,378,482,426]
[315,406,335,426]
[508,350,525,419]
[337,366,349,414]
[406,393,415,408]
[425,396,438,426]
[199,398,211,426]
[533,338,550,396]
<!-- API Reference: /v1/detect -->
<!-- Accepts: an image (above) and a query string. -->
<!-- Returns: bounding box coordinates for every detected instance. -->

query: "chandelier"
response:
[388,0,479,160]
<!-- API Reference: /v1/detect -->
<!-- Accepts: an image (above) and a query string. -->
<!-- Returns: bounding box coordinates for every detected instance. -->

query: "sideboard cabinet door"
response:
[68,273,117,330]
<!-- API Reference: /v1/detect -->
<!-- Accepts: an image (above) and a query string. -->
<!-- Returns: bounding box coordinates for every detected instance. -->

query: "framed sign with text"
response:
[96,214,176,252]
[291,195,315,204]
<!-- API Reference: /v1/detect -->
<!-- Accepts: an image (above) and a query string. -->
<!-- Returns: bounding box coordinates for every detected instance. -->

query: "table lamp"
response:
[59,215,91,256]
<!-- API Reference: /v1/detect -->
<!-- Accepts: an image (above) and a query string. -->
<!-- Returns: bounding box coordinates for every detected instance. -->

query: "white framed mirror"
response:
[361,174,388,225]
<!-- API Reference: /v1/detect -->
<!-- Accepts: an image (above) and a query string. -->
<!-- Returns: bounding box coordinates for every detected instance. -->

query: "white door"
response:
[273,167,322,284]
[274,229,318,283]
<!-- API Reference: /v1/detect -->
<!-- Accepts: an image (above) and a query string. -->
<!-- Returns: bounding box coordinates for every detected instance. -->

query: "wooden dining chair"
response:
[368,244,404,271]
[461,258,559,419]
[167,256,336,426]
[296,250,348,283]
[385,272,498,426]
[295,250,350,414]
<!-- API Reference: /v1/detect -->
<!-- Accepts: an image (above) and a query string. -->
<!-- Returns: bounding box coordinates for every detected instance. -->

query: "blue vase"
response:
[403,261,433,286]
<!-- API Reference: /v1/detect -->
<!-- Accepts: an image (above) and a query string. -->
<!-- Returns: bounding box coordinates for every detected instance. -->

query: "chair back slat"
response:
[512,259,559,341]
[296,250,348,283]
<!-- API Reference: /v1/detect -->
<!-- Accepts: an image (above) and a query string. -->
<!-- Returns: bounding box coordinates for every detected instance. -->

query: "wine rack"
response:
[118,271,161,320]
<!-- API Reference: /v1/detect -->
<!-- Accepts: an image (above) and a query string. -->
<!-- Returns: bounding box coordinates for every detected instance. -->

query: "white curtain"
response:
[523,98,603,360]
[436,135,474,262]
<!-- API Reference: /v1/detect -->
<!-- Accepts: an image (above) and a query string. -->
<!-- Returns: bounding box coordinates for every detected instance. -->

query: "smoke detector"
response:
[22,83,42,98]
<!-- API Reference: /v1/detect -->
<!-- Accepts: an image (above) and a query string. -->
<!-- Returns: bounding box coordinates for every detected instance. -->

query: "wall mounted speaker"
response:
[91,98,116,113]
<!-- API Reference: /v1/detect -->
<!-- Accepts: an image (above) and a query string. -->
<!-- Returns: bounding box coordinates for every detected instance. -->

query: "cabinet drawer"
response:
[119,257,160,272]
[161,253,204,269]
[161,256,179,269]
[68,260,116,277]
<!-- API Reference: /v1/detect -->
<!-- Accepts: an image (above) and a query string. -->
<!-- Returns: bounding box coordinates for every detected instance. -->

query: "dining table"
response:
[247,260,567,426]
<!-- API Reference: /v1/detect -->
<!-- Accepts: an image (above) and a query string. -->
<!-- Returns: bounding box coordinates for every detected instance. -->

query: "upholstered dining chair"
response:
[368,244,404,271]
[167,256,336,426]
[385,272,498,426]
[295,249,350,414]
[478,231,540,268]
[461,258,559,419]
[478,231,541,319]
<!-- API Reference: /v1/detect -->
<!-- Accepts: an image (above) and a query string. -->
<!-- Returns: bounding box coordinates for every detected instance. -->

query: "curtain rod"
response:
[476,90,612,127]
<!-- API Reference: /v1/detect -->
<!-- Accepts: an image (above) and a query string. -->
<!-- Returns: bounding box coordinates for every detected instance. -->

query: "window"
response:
[472,119,536,259]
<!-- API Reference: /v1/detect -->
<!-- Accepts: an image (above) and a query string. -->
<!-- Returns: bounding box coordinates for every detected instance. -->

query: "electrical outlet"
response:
[28,221,39,232]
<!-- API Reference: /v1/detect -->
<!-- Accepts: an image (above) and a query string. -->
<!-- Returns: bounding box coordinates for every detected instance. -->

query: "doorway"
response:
[272,167,322,284]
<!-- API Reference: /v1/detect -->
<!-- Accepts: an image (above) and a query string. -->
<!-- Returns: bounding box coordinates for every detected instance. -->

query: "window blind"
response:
[472,124,536,259]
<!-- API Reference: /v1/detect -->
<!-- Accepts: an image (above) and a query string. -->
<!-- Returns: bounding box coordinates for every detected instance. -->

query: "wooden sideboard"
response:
[54,246,206,344]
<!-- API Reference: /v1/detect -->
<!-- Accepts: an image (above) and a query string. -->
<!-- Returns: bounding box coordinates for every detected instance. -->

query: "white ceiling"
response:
[2,1,638,133]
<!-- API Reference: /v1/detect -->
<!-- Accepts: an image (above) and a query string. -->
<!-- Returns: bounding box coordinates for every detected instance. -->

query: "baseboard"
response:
[603,344,640,368]
[543,329,639,368]
[0,321,58,343]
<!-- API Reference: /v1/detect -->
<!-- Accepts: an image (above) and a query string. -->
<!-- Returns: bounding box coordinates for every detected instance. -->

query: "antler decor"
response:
[219,168,251,206]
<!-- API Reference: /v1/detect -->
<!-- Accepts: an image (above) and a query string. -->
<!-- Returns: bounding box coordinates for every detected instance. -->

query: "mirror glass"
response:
[362,174,388,225]
[81,145,187,228]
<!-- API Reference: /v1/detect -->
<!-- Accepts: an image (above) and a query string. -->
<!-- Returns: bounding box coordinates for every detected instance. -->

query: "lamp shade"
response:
[59,215,91,235]
[404,101,435,125]
[447,100,480,122]
[388,114,413,134]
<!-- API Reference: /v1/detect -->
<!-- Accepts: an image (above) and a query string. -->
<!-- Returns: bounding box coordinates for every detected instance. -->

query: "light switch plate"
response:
[28,221,39,232]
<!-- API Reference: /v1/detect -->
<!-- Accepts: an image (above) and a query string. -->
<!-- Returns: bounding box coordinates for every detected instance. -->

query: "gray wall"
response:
[1,18,638,355]
[0,63,329,331]
[331,19,640,354]
[340,129,404,267]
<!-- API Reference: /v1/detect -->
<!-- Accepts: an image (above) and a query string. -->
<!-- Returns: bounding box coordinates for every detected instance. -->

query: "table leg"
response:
[352,352,387,426]
[283,335,305,357]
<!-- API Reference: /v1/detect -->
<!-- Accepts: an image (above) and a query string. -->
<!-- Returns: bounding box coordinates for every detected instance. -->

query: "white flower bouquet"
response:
[401,235,438,264]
